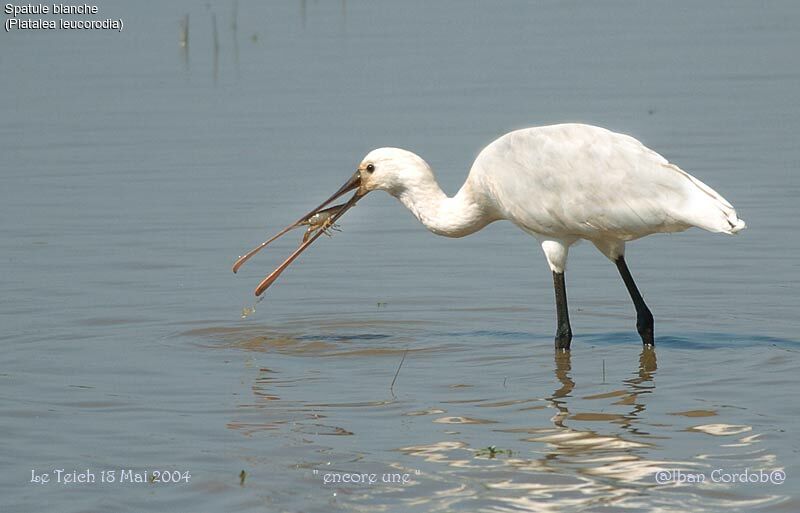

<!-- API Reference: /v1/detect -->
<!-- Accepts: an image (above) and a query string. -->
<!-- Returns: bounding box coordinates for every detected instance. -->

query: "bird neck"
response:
[394,173,492,238]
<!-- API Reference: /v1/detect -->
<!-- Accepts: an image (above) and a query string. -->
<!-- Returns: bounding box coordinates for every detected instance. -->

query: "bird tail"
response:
[695,206,746,235]
[675,169,746,235]
[729,217,747,234]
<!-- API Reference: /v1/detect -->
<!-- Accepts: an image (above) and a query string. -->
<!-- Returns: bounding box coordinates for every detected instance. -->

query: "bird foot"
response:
[638,328,654,347]
[554,332,572,351]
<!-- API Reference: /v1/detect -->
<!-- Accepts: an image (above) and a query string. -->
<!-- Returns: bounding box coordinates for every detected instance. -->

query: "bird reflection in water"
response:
[529,347,663,492]
[547,348,657,442]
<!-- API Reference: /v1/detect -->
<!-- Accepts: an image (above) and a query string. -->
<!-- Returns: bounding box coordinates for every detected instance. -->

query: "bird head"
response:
[356,147,433,197]
[232,147,432,296]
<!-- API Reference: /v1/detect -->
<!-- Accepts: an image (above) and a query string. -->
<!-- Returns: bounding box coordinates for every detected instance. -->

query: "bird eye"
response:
[366,163,375,173]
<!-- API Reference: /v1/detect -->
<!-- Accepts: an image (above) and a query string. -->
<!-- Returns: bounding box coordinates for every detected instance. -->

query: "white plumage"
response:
[361,123,744,271]
[355,123,745,349]
[236,123,745,350]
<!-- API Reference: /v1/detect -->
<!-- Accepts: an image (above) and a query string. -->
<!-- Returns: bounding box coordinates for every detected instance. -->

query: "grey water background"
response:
[2,1,799,511]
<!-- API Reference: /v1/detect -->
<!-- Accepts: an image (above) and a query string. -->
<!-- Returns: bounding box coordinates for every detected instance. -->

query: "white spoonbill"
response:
[233,123,745,350]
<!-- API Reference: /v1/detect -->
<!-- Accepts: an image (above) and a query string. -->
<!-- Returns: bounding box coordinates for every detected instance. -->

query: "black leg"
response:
[552,271,572,350]
[615,256,654,346]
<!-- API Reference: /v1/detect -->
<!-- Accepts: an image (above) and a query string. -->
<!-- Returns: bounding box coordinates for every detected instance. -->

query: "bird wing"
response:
[471,124,737,239]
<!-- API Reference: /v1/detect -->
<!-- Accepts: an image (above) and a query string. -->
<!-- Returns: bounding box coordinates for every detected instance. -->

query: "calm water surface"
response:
[2,1,799,512]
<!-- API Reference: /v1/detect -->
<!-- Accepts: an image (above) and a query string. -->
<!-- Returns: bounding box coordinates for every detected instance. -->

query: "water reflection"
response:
[231,0,240,77]
[396,342,778,511]
[211,12,219,82]
[518,349,666,499]
[549,352,574,428]
[392,348,670,510]
[191,324,784,511]
[548,348,657,433]
[179,13,189,70]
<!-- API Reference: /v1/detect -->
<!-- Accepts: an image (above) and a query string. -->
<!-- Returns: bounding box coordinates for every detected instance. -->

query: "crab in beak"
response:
[232,171,366,296]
